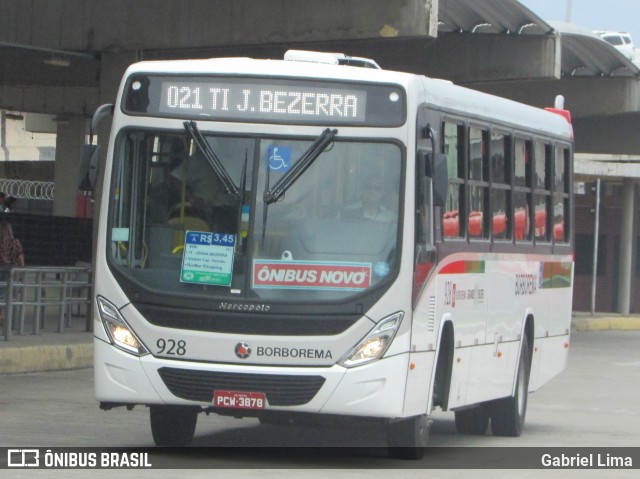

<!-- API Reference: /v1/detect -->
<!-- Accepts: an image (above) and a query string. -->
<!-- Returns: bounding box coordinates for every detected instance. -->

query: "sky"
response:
[518,0,640,42]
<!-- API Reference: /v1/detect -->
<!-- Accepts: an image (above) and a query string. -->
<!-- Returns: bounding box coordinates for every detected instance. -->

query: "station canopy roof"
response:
[549,22,640,78]
[0,0,638,121]
[437,0,638,78]
[438,0,552,35]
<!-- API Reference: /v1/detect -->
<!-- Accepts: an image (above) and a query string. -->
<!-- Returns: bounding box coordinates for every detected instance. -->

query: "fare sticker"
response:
[180,231,235,286]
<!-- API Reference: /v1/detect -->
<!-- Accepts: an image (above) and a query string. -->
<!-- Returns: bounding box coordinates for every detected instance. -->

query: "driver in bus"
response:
[341,172,395,222]
[169,147,236,232]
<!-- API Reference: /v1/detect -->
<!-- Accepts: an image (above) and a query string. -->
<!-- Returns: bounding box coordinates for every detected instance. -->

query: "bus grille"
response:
[135,302,358,336]
[157,367,326,406]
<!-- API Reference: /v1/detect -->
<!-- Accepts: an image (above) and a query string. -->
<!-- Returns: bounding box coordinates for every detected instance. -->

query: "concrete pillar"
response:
[53,116,87,217]
[617,178,635,314]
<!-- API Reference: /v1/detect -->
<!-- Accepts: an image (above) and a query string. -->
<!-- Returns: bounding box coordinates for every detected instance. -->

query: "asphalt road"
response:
[1,330,639,477]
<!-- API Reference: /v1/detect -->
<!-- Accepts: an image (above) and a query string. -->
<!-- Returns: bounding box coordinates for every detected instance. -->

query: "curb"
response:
[571,316,640,332]
[0,343,93,375]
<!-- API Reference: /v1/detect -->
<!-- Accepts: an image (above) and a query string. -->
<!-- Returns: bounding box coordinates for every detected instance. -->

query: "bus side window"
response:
[513,138,532,242]
[468,127,489,238]
[533,141,552,242]
[491,132,511,240]
[442,122,465,238]
[553,145,570,242]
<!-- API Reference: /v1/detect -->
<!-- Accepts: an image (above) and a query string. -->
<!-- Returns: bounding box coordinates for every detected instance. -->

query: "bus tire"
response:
[387,414,429,460]
[454,405,489,435]
[488,335,531,437]
[150,405,199,446]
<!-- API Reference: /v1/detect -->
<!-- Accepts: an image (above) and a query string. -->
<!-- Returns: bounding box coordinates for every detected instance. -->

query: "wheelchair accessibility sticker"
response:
[267,146,292,172]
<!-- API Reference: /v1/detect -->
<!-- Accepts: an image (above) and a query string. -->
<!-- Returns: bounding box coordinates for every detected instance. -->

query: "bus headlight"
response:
[339,312,404,368]
[97,296,149,356]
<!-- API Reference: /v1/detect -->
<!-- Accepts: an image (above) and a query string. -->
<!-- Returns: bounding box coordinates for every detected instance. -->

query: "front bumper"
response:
[94,337,412,418]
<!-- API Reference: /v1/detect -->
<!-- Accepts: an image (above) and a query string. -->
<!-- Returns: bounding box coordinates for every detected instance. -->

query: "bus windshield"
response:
[108,128,402,303]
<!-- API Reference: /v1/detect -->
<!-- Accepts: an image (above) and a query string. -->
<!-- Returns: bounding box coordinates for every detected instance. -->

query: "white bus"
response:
[92,50,574,458]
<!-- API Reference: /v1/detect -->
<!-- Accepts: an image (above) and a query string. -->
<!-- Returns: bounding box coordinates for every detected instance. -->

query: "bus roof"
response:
[419,76,573,140]
[125,56,414,86]
[123,56,573,141]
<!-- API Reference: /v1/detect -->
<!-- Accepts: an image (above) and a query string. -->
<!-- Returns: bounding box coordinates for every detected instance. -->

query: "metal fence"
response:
[1,266,92,340]
[0,178,55,201]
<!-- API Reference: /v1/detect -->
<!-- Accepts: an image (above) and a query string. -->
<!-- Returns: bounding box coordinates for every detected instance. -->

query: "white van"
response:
[595,31,635,61]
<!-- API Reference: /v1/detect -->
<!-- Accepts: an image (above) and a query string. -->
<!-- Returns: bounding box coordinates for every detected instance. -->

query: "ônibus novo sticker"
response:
[252,260,371,290]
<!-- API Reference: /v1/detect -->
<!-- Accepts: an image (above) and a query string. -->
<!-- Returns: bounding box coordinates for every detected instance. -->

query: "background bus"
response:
[92,50,573,459]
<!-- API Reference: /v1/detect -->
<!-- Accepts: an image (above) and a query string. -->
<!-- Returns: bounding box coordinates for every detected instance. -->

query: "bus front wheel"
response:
[150,405,199,446]
[488,335,531,437]
[387,414,429,460]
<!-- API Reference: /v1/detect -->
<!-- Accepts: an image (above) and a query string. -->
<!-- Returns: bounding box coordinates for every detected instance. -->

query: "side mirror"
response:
[78,144,101,191]
[423,152,448,207]
[79,103,113,192]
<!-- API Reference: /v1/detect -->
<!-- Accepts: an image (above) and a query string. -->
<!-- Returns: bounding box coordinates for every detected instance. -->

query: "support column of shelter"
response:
[53,116,86,217]
[617,178,635,314]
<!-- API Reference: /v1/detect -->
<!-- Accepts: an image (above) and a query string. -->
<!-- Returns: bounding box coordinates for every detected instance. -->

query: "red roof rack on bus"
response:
[545,95,572,124]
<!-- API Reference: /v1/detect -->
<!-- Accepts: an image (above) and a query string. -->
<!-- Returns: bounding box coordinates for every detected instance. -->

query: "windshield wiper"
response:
[263,128,337,205]
[183,120,240,200]
[237,149,249,252]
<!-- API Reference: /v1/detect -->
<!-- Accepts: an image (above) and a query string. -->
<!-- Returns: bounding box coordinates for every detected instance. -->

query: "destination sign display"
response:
[123,75,405,126]
[161,81,365,121]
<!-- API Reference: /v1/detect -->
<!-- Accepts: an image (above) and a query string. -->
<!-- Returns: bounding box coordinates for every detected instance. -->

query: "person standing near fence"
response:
[0,222,24,266]
[0,221,25,325]
[2,196,16,213]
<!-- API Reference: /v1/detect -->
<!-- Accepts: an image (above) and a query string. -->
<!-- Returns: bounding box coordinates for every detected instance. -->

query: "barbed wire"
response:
[0,178,55,200]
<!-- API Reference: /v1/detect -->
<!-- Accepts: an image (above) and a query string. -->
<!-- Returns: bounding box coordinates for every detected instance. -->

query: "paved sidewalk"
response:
[571,312,640,331]
[0,317,93,375]
[1,312,639,375]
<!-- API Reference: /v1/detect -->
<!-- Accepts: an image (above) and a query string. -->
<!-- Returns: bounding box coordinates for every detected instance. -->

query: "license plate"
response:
[213,390,267,410]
